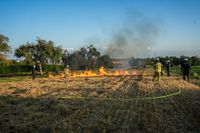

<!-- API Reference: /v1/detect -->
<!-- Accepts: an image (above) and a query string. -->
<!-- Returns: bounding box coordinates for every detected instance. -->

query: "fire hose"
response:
[58,87,182,101]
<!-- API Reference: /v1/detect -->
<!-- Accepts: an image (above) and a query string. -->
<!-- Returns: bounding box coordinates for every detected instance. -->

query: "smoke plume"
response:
[105,11,160,58]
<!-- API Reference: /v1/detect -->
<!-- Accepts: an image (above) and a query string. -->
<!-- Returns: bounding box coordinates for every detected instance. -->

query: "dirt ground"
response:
[0,69,200,133]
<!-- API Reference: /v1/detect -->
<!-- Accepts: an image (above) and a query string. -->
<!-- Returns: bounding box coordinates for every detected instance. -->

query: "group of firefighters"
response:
[31,58,191,81]
[153,57,191,81]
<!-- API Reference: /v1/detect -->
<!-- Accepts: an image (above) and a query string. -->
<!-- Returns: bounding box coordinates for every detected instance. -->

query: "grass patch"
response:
[171,66,200,79]
[0,76,32,82]
[0,75,48,82]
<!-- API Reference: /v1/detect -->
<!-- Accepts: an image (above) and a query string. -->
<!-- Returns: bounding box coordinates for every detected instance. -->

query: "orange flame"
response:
[48,66,137,78]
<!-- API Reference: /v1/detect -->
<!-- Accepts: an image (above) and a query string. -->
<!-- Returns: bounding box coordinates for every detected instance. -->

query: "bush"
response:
[192,72,199,79]
[0,65,32,74]
[191,66,200,79]
[170,66,200,79]
[43,64,64,72]
[0,64,64,74]
[191,66,200,75]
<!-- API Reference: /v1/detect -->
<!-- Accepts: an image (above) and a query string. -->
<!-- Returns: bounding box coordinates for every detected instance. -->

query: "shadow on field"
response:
[1,89,200,133]
[0,95,95,132]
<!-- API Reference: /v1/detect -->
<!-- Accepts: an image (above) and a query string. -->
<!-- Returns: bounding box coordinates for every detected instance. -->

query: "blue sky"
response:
[0,0,200,57]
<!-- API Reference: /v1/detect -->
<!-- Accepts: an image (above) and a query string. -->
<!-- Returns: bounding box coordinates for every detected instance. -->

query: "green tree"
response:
[62,50,72,67]
[0,34,11,59]
[100,55,113,68]
[15,38,62,75]
[47,41,62,64]
[87,45,101,69]
[190,56,199,66]
[62,45,113,70]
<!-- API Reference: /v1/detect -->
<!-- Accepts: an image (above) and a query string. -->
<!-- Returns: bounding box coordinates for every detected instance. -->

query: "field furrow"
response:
[1,69,200,132]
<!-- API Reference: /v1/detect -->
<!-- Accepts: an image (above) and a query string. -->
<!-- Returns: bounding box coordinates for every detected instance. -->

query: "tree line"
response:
[62,45,113,71]
[129,56,200,68]
[1,34,200,75]
[0,34,113,75]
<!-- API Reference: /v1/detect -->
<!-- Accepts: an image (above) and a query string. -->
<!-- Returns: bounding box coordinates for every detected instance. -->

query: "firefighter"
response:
[32,65,36,80]
[165,60,170,76]
[153,58,163,81]
[181,58,191,81]
[64,65,70,77]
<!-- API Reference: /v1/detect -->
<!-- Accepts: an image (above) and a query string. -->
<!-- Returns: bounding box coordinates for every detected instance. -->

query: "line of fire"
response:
[48,63,140,78]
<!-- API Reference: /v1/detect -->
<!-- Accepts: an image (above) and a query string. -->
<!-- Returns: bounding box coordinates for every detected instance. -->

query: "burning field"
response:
[1,69,200,132]
[48,66,138,78]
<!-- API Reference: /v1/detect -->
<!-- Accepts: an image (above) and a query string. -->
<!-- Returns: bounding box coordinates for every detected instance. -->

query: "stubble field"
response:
[0,69,200,133]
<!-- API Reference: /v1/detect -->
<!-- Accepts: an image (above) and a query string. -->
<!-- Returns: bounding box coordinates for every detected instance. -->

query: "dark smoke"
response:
[105,11,160,58]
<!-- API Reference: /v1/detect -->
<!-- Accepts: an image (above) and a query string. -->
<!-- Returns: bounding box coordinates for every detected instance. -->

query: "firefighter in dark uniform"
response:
[166,60,170,76]
[181,58,191,81]
[32,65,36,80]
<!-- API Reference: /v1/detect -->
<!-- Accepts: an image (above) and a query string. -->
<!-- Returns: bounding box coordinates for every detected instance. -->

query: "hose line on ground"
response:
[58,87,182,101]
